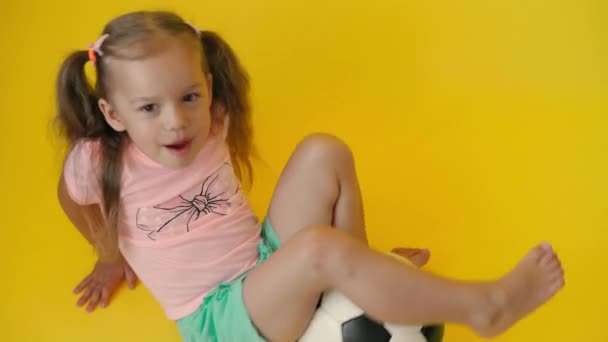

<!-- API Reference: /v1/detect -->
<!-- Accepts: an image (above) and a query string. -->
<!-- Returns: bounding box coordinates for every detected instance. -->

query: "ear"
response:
[98,98,127,132]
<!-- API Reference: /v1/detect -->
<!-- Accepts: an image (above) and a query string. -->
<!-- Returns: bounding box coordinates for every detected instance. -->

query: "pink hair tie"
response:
[87,33,110,63]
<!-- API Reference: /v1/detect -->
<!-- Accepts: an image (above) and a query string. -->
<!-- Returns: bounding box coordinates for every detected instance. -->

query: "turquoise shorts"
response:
[177,217,280,342]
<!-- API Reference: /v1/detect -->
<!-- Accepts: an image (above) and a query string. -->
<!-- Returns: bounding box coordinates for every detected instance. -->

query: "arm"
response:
[58,171,137,312]
[58,175,104,246]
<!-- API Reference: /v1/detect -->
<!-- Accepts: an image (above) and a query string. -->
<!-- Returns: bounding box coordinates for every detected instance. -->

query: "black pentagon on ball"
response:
[341,314,391,342]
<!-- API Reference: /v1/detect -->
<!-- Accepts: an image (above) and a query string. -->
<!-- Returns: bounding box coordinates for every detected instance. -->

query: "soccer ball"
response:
[298,253,444,342]
[298,290,432,342]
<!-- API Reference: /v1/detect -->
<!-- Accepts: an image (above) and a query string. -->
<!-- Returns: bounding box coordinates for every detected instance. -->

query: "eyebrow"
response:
[128,82,202,104]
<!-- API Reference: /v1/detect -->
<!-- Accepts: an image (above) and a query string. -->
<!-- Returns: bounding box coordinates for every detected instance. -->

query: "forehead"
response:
[104,36,204,98]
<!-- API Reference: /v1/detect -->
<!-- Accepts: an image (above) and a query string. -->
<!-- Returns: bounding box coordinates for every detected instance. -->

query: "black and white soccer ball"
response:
[298,290,443,342]
[299,253,444,342]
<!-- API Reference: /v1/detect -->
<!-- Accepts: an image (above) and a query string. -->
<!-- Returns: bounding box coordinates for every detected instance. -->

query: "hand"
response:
[72,253,137,312]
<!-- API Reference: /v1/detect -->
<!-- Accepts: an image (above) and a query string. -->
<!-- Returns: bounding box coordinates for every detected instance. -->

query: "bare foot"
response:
[471,243,565,338]
[391,247,431,268]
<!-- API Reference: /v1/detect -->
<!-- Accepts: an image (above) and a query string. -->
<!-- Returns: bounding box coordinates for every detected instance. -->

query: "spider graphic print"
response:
[136,163,243,240]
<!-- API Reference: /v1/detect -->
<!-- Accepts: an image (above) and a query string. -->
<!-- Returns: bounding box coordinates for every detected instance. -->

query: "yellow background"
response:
[1,0,606,341]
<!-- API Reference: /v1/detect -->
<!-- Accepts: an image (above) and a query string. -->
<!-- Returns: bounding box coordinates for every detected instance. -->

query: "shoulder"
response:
[70,138,102,156]
[65,139,103,169]
[62,139,105,205]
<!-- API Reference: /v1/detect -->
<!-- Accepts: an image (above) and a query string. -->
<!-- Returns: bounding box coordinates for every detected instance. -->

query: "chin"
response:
[166,156,196,169]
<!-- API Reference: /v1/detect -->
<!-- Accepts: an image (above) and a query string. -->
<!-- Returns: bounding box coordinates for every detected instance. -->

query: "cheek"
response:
[124,120,159,146]
[197,108,212,132]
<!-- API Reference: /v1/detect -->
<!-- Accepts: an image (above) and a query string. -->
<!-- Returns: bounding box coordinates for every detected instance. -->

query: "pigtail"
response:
[55,50,123,261]
[56,12,259,259]
[201,31,255,187]
[98,135,124,260]
[56,51,107,144]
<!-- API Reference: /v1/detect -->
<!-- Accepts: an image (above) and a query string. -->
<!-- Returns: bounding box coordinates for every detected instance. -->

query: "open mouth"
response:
[164,139,193,154]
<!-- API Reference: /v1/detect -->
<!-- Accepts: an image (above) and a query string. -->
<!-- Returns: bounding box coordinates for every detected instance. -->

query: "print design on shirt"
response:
[135,163,241,240]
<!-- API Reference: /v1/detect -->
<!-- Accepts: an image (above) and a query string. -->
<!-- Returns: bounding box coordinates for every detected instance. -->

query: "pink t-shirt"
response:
[63,130,262,320]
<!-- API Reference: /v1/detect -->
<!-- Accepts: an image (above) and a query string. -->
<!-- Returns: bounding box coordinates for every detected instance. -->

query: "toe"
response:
[551,268,564,280]
[551,278,565,292]
[549,260,562,272]
[540,251,556,266]
[530,243,549,263]
[540,242,553,252]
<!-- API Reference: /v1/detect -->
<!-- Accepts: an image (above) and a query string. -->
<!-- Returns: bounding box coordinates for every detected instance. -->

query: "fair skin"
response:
[62,34,429,313]
[242,135,563,341]
[58,178,137,311]
[98,36,214,170]
[61,34,565,340]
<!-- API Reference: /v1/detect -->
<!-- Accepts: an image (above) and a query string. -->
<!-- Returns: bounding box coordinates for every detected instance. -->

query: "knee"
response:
[294,133,355,168]
[293,225,357,277]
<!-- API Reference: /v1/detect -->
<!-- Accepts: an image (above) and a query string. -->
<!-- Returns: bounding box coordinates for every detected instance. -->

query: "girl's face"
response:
[98,36,213,169]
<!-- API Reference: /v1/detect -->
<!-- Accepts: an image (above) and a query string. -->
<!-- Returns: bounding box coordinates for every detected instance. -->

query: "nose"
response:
[164,106,189,131]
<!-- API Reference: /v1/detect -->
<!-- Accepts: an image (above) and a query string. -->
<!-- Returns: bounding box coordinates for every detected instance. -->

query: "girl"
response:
[56,10,564,342]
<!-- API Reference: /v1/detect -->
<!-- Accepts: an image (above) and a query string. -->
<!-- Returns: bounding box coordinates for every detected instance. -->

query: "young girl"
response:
[56,10,564,342]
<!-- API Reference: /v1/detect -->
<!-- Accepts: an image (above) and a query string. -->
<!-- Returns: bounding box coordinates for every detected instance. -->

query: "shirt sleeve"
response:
[63,140,102,206]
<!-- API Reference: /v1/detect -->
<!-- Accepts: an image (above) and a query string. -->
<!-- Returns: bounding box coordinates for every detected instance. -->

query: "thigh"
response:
[243,225,340,342]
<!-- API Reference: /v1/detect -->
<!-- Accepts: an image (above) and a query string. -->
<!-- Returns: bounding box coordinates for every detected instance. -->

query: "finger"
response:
[99,287,108,308]
[73,275,93,294]
[86,286,102,312]
[391,247,422,257]
[124,266,137,289]
[76,284,95,307]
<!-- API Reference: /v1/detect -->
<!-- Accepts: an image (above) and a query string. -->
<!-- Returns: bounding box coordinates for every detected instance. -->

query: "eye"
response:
[139,104,157,113]
[183,92,201,102]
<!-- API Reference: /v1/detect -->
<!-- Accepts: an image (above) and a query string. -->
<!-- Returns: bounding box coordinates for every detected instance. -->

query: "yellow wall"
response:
[1,0,605,341]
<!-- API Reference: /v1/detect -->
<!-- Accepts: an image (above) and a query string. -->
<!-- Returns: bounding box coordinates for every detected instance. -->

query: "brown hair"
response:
[55,11,254,259]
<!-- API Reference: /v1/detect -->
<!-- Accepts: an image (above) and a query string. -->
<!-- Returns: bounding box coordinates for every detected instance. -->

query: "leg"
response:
[245,134,431,340]
[266,133,368,243]
[243,225,564,341]
[266,133,429,266]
